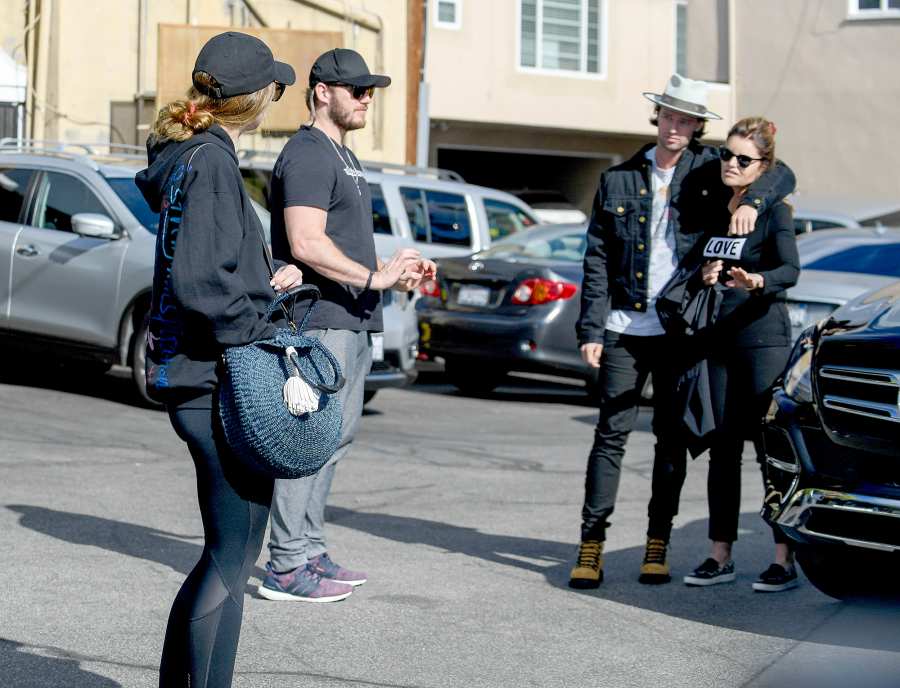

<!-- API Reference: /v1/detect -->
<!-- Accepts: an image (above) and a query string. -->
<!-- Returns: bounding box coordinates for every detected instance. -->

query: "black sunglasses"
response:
[331,83,375,100]
[718,146,763,169]
[273,82,286,102]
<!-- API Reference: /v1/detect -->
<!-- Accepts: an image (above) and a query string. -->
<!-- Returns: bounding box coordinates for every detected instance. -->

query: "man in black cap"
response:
[258,49,435,603]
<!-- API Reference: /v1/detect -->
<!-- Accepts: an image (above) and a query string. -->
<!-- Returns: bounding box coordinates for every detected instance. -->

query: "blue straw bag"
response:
[219,285,346,478]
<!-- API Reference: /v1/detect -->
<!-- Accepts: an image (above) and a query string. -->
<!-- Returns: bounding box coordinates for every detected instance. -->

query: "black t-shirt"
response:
[270,125,382,331]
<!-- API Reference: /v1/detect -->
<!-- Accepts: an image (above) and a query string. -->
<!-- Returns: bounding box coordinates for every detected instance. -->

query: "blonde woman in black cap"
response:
[135,31,299,687]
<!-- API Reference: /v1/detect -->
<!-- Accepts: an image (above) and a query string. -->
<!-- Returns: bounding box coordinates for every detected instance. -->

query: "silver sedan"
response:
[786,227,900,341]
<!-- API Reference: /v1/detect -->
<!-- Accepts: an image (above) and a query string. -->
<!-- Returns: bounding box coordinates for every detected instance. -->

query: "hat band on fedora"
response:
[658,93,707,116]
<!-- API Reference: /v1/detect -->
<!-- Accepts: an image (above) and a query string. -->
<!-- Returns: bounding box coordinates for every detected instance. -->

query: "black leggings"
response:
[706,345,790,545]
[159,403,273,688]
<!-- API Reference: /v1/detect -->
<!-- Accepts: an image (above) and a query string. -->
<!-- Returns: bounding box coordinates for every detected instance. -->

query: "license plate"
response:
[457,285,491,307]
[371,333,384,361]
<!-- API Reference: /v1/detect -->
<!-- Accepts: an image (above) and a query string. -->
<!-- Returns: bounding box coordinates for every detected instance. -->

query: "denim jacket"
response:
[576,141,796,345]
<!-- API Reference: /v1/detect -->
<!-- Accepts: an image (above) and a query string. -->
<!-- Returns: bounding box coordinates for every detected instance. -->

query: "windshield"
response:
[107,177,160,233]
[476,230,586,262]
[805,242,900,278]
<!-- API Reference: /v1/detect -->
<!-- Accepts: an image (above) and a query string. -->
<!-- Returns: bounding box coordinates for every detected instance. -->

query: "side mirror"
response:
[71,213,117,238]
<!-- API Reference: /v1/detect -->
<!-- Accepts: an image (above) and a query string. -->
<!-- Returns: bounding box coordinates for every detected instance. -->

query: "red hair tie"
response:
[182,102,197,127]
[768,121,777,136]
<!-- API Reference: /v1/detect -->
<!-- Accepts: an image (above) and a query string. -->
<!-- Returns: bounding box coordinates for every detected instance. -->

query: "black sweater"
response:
[702,200,800,347]
[136,125,280,405]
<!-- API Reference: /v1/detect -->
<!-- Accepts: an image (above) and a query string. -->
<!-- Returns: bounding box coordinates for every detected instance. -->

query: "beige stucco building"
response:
[689,0,900,209]
[423,0,733,211]
[0,0,411,161]
[2,0,897,213]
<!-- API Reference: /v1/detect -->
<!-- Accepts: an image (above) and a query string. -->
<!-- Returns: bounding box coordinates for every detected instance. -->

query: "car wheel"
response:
[796,543,899,600]
[129,310,161,408]
[445,359,505,396]
[363,390,377,405]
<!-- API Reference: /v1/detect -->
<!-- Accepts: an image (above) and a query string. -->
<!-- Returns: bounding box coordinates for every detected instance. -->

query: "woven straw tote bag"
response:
[219,285,346,478]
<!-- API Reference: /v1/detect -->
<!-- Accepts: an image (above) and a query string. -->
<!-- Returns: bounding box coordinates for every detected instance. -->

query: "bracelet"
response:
[364,270,373,291]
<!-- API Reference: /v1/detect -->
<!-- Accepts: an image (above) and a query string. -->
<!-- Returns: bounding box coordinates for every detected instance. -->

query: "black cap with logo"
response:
[309,48,391,88]
[192,31,296,99]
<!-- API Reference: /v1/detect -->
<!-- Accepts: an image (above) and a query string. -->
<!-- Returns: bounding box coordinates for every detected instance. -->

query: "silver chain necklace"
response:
[325,133,362,196]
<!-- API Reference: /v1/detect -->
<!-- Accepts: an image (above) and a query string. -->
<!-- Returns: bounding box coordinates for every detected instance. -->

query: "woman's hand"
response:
[270,264,303,292]
[725,266,765,291]
[701,260,724,286]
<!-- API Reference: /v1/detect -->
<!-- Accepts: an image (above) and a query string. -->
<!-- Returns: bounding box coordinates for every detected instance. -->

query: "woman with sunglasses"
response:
[681,117,801,592]
[136,32,300,686]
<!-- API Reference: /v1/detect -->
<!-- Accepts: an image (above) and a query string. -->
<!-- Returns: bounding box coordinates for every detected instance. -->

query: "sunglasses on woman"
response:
[273,82,286,101]
[718,146,763,169]
[332,83,376,100]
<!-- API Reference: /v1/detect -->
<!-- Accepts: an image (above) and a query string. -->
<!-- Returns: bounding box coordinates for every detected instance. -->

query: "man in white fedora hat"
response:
[569,74,795,589]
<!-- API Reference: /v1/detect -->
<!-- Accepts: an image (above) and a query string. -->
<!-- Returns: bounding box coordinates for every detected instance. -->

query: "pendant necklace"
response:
[325,133,362,196]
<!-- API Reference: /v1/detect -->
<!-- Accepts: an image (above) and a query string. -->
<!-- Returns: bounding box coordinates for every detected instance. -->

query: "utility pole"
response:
[405,0,426,166]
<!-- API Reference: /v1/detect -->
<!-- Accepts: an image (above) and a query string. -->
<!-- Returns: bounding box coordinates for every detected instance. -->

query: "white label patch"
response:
[703,237,747,260]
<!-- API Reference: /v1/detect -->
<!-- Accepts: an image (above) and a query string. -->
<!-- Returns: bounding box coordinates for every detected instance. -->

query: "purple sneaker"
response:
[258,562,353,602]
[307,552,367,587]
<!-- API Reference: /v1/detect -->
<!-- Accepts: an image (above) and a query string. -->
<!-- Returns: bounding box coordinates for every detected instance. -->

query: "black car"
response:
[763,280,900,599]
[416,224,589,394]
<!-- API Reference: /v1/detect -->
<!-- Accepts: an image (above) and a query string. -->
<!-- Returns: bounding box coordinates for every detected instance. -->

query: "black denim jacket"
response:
[576,142,796,345]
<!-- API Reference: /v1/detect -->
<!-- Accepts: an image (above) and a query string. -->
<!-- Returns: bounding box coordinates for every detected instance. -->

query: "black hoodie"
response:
[136,125,280,406]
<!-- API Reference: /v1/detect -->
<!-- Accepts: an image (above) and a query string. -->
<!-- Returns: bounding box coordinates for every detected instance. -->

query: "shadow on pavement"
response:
[411,371,599,407]
[0,357,149,409]
[327,505,900,654]
[5,504,266,591]
[0,637,122,688]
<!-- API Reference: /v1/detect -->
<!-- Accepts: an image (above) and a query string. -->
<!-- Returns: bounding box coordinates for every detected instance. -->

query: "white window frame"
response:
[516,0,609,80]
[674,0,688,75]
[847,0,900,19]
[434,0,462,30]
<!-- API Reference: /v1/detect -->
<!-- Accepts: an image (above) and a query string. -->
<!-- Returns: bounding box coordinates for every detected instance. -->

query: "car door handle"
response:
[16,244,39,257]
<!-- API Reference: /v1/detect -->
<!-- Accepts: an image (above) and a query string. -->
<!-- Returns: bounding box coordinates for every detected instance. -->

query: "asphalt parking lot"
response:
[1,367,899,688]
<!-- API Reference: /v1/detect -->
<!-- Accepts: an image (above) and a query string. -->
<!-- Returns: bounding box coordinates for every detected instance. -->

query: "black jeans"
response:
[580,331,688,543]
[159,401,273,688]
[706,345,790,544]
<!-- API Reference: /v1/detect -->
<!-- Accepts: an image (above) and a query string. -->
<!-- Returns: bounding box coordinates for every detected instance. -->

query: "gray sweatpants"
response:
[267,329,372,572]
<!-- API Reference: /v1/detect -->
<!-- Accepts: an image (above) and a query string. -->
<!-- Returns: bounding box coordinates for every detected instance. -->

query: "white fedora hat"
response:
[642,73,722,121]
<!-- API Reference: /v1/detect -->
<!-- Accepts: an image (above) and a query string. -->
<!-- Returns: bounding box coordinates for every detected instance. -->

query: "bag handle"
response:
[287,343,346,395]
[264,284,321,332]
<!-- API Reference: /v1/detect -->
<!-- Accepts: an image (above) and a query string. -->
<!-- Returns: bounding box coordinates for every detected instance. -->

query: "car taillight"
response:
[510,278,578,305]
[419,278,441,299]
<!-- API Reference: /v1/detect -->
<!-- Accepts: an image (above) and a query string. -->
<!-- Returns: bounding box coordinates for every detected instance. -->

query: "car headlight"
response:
[782,325,817,403]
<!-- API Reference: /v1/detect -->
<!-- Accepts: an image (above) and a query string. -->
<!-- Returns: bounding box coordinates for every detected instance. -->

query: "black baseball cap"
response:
[309,48,391,88]
[192,32,296,98]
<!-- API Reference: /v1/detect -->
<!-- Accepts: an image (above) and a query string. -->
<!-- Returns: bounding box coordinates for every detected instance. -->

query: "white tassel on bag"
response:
[283,346,320,416]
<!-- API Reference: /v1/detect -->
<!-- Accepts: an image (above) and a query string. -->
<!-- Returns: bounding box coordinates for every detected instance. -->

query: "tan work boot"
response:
[569,540,604,589]
[638,537,671,584]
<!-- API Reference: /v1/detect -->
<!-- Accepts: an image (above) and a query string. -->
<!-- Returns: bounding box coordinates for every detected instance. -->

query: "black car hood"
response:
[823,280,900,336]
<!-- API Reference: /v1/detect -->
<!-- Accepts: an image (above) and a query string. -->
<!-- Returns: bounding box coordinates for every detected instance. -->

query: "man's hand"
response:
[392,258,438,292]
[701,260,723,286]
[728,205,758,236]
[371,248,423,290]
[580,342,604,369]
[725,266,764,291]
[270,264,303,292]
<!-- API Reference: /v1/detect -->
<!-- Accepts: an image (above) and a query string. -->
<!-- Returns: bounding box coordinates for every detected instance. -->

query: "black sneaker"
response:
[752,563,799,592]
[683,558,736,586]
